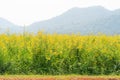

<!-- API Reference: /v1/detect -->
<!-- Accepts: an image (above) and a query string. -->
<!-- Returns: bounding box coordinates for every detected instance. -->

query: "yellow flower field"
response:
[0,32,120,75]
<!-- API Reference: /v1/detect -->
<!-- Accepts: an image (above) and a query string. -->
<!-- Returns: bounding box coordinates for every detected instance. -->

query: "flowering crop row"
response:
[0,32,120,75]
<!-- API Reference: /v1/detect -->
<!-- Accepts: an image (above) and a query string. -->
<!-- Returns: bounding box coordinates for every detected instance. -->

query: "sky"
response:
[0,0,120,26]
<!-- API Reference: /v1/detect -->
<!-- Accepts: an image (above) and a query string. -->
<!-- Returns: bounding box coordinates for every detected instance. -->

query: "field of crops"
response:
[0,32,120,75]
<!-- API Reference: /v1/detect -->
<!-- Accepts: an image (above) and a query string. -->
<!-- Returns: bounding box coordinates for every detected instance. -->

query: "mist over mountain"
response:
[0,6,120,34]
[0,18,23,33]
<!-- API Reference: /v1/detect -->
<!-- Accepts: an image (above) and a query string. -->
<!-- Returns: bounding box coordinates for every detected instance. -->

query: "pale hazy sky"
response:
[0,0,120,26]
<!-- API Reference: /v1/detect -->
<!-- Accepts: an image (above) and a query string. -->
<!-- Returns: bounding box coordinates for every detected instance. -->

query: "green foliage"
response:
[0,33,120,75]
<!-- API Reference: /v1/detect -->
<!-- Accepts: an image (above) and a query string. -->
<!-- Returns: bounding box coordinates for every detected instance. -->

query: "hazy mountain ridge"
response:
[0,18,23,33]
[0,6,120,34]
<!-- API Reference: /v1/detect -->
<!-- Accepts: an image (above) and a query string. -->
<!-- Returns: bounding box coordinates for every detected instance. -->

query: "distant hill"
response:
[0,18,23,34]
[27,6,120,35]
[1,6,120,34]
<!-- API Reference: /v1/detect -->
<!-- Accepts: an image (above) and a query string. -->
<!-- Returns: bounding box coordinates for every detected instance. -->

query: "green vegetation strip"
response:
[0,33,120,75]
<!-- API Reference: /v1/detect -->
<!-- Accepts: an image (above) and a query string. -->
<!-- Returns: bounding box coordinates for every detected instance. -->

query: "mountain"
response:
[113,9,120,15]
[88,15,120,34]
[1,6,120,35]
[0,18,23,34]
[27,6,115,34]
